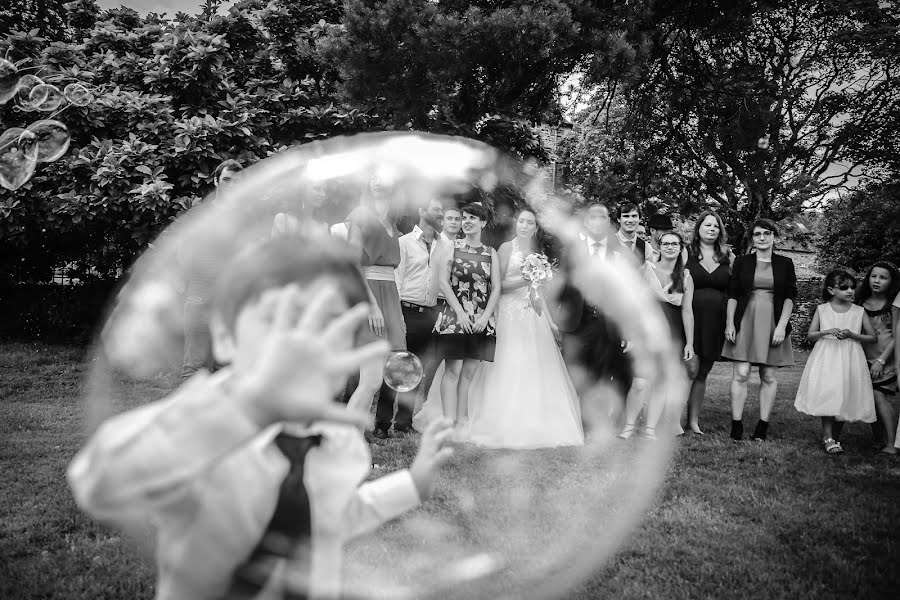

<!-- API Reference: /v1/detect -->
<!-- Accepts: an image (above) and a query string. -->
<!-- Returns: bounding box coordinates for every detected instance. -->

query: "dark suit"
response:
[554,234,633,398]
[729,253,797,334]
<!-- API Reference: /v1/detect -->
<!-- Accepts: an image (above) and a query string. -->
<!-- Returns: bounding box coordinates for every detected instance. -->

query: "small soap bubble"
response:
[63,82,92,107]
[0,127,38,191]
[32,83,64,112]
[15,75,46,110]
[383,350,424,392]
[29,119,70,163]
[0,58,19,104]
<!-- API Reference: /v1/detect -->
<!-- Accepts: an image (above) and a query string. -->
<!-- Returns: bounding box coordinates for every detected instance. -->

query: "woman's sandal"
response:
[824,438,844,454]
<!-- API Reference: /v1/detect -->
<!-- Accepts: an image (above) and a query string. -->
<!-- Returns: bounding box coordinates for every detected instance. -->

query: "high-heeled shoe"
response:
[730,420,743,441]
[618,423,637,440]
[689,424,705,435]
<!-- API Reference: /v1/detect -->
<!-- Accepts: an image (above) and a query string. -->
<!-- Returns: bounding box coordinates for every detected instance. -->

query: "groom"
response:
[554,201,633,421]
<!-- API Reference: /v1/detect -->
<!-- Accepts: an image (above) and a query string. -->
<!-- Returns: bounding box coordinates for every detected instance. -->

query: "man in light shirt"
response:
[393,198,447,434]
[615,201,647,263]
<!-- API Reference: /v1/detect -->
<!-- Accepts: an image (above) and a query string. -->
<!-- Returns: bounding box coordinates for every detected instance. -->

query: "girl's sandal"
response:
[824,438,844,454]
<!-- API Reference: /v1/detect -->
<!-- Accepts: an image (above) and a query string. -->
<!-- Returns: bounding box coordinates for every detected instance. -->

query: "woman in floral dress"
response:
[434,203,501,430]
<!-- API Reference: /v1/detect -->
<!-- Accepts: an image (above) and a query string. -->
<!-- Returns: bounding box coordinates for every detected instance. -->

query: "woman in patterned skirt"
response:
[434,202,501,430]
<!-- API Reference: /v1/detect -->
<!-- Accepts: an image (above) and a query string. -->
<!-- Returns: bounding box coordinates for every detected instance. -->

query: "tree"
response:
[590,0,899,249]
[817,181,900,272]
[0,2,380,282]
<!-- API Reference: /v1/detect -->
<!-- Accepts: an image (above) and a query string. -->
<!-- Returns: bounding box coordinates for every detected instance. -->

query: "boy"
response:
[69,235,454,600]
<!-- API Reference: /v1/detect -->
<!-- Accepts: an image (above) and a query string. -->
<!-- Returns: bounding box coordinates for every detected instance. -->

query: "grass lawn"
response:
[1,341,898,599]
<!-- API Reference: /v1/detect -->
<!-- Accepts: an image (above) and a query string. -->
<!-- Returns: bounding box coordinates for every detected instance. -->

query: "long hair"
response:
[659,231,687,294]
[512,206,547,255]
[855,261,900,306]
[688,210,729,263]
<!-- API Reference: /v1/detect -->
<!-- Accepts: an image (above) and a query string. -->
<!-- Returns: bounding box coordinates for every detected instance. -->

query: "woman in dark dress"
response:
[434,203,501,431]
[685,211,733,434]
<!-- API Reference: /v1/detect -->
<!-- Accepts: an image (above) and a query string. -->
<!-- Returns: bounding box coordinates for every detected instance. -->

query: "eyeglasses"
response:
[752,231,774,238]
[660,242,681,248]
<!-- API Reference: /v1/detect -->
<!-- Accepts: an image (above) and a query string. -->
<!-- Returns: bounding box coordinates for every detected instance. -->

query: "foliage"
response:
[569,0,899,248]
[0,1,380,282]
[816,180,900,273]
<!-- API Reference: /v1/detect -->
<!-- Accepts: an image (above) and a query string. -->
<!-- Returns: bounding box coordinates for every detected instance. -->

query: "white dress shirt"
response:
[581,232,608,259]
[395,225,445,307]
[68,370,420,600]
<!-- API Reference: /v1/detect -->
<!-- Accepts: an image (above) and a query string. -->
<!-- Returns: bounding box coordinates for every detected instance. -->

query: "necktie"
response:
[592,242,602,258]
[226,432,322,600]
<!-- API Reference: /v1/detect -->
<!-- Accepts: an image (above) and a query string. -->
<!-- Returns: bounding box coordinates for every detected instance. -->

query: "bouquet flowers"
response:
[522,252,554,315]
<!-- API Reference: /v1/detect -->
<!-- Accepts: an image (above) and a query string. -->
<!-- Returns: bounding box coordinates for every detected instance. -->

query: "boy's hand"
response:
[236,284,390,429]
[410,418,454,501]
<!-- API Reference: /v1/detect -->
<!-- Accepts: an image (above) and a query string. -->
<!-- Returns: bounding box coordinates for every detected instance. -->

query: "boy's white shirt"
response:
[67,369,421,600]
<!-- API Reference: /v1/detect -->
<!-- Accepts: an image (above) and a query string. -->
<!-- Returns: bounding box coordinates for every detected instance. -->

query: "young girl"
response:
[795,269,878,454]
[856,261,900,455]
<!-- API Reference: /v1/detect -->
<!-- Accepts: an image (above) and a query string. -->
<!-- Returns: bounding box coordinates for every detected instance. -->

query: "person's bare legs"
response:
[687,359,715,434]
[619,377,648,438]
[752,365,778,440]
[441,359,462,421]
[347,356,383,414]
[456,359,479,423]
[730,361,751,440]
[874,389,898,454]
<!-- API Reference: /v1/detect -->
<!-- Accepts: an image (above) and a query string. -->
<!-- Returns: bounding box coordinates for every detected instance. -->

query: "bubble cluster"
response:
[0,58,94,190]
[87,132,684,599]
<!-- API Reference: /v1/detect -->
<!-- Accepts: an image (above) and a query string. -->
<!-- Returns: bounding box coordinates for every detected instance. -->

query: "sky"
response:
[97,0,234,16]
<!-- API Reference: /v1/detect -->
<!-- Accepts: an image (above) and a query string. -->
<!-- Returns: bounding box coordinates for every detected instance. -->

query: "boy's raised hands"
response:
[235,283,390,429]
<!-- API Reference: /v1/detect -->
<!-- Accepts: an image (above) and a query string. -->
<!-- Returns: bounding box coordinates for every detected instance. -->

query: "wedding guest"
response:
[69,235,453,600]
[393,198,448,434]
[434,202,501,430]
[346,169,408,439]
[555,201,631,416]
[856,261,900,454]
[620,232,697,439]
[722,219,797,441]
[795,270,877,454]
[271,182,329,238]
[646,213,675,262]
[180,159,243,380]
[684,210,733,434]
[615,201,647,263]
[440,205,462,244]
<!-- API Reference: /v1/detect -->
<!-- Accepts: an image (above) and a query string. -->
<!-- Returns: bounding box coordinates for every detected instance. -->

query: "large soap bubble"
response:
[85,132,684,600]
[0,127,38,191]
[0,58,19,104]
[29,119,70,163]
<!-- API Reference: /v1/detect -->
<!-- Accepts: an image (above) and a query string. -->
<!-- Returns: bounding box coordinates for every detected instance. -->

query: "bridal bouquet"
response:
[522,252,553,315]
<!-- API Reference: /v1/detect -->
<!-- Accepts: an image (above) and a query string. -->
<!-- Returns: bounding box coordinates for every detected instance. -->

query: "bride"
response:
[414,207,584,448]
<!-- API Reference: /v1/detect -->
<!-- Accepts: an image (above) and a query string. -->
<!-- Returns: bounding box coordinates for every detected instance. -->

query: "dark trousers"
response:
[378,302,442,431]
[568,310,633,399]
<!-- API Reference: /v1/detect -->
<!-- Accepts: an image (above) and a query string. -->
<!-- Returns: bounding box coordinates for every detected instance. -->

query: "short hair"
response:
[443,205,461,216]
[822,269,857,301]
[616,201,642,220]
[212,234,369,334]
[582,201,610,217]
[751,218,779,236]
[214,159,243,183]
[461,202,488,222]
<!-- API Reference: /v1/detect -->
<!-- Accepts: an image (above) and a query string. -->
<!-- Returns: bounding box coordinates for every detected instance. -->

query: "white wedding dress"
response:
[413,242,584,448]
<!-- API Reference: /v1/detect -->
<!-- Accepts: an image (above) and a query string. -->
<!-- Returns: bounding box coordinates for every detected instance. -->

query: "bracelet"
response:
[876,358,886,365]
